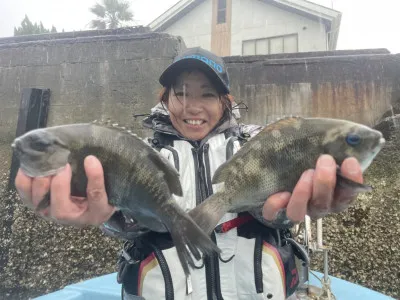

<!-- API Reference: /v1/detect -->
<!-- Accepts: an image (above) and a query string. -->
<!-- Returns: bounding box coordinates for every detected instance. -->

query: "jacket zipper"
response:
[254,235,264,293]
[192,141,230,299]
[203,144,214,195]
[192,145,223,300]
[191,147,202,206]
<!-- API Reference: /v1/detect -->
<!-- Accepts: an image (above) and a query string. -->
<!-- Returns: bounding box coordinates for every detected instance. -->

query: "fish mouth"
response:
[374,137,386,155]
[360,137,386,173]
[11,138,19,149]
[11,140,22,156]
[20,164,66,178]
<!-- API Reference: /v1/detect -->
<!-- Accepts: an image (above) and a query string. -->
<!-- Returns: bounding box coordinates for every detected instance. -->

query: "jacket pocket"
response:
[236,220,300,300]
[120,242,197,300]
[121,251,173,300]
[258,236,300,299]
[234,236,265,300]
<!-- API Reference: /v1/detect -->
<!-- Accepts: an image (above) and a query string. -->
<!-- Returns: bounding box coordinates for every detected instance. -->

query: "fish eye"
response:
[346,133,361,146]
[30,137,52,152]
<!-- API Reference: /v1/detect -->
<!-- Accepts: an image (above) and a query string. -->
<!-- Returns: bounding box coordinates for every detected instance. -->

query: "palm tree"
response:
[89,0,134,29]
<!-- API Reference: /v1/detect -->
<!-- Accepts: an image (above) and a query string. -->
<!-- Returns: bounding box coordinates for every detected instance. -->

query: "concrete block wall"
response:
[224,50,400,127]
[0,28,185,148]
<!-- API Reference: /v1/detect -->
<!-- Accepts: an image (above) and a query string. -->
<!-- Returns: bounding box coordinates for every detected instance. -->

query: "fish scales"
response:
[11,123,221,277]
[189,117,386,235]
[67,125,173,211]
[221,118,322,209]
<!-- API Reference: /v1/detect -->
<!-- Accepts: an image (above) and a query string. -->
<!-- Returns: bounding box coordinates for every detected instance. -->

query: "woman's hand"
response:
[263,155,364,222]
[15,155,116,227]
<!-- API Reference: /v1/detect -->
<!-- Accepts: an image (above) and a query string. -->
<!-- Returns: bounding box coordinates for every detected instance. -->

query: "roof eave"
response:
[327,12,342,50]
[148,0,202,31]
[272,0,341,20]
[263,0,342,50]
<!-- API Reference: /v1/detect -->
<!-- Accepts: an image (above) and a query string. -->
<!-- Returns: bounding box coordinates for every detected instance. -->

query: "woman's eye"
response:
[175,92,189,97]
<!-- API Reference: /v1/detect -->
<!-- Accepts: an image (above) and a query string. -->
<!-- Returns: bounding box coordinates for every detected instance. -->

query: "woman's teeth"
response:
[185,120,204,125]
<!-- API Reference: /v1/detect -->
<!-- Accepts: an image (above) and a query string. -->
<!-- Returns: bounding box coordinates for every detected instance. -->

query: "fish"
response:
[11,123,221,276]
[189,117,386,235]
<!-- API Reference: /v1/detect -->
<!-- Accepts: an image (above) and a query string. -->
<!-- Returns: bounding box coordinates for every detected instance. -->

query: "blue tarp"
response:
[34,271,395,300]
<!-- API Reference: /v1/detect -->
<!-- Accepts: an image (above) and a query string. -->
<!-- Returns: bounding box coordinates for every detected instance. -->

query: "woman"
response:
[15,47,364,300]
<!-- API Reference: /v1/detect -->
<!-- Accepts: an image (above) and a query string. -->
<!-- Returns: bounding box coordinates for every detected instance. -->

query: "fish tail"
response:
[188,192,229,236]
[166,202,221,277]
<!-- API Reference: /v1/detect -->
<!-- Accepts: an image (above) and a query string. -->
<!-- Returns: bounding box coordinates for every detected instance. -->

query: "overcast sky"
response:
[0,0,398,53]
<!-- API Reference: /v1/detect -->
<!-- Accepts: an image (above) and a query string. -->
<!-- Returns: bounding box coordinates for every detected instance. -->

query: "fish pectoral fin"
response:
[336,171,372,193]
[147,150,183,196]
[212,161,230,184]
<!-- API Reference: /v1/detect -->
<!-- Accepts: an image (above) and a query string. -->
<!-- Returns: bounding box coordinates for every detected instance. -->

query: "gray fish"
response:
[11,123,220,276]
[189,117,386,235]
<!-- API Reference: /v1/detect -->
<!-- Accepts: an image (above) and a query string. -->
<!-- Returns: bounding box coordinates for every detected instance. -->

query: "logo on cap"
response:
[175,54,224,73]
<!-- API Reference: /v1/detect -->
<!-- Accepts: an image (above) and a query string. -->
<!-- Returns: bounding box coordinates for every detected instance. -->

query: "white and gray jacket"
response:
[101,104,301,300]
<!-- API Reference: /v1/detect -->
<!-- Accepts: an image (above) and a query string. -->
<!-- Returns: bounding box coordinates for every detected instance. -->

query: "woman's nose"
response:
[182,97,202,112]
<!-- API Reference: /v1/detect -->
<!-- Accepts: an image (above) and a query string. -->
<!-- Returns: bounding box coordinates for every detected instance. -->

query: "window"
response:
[217,0,226,24]
[243,40,255,55]
[242,34,298,55]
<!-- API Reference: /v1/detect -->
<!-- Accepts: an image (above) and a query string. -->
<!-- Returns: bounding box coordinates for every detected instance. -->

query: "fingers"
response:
[81,156,115,226]
[42,156,114,227]
[263,192,291,220]
[309,155,336,216]
[15,169,34,208]
[340,157,363,184]
[85,155,106,201]
[262,155,364,223]
[286,169,314,222]
[31,177,51,208]
[331,157,363,213]
[15,156,115,227]
[49,164,86,224]
[263,169,314,223]
[15,169,51,216]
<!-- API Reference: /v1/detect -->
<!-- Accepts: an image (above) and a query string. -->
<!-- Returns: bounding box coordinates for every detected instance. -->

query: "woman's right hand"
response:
[15,155,116,227]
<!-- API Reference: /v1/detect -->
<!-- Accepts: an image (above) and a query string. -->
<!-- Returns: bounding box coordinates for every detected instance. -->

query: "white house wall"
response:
[230,0,328,55]
[162,0,328,55]
[165,0,213,51]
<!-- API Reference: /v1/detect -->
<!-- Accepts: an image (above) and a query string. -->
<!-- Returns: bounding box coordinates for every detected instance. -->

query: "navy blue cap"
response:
[159,47,230,94]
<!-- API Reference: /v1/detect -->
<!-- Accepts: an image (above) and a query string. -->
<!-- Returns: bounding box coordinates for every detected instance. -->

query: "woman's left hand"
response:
[262,154,364,222]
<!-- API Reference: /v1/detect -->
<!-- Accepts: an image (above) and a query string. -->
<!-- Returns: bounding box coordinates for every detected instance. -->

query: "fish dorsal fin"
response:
[267,115,303,127]
[260,116,304,135]
[212,116,304,184]
[147,149,183,196]
[90,118,139,137]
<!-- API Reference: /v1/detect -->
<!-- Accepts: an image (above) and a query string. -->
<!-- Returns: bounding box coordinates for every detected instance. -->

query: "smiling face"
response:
[165,69,225,141]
